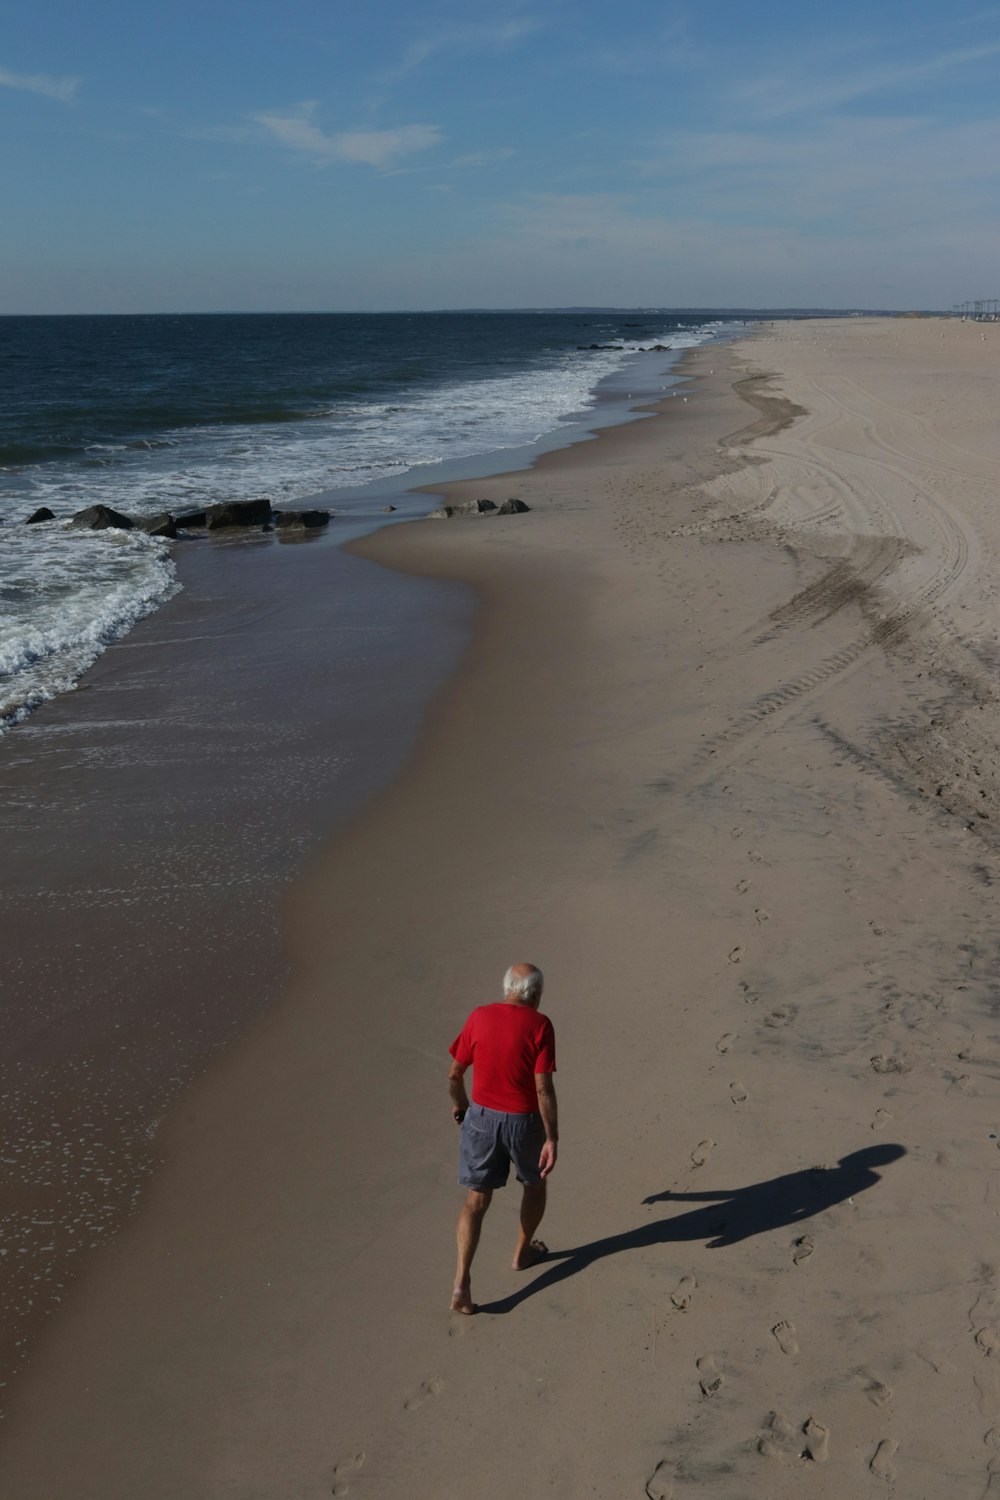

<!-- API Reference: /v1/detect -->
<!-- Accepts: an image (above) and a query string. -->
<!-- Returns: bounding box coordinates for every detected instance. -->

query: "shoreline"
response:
[0,337,753,1474]
[0,316,717,737]
[7,318,1000,1495]
[0,522,473,1404]
[0,333,717,1409]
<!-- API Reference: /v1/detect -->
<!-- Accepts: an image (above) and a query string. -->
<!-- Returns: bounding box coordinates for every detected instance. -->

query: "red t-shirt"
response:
[449,1003,556,1114]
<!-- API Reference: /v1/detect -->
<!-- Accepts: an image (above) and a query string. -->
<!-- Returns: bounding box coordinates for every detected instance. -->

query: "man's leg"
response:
[452,1187,492,1313]
[513,1180,547,1269]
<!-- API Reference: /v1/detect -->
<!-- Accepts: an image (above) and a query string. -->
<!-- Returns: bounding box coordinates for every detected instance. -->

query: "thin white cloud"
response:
[452,148,515,169]
[385,16,540,80]
[627,112,1000,244]
[255,108,443,168]
[180,121,257,145]
[649,115,1000,185]
[578,15,706,75]
[737,41,1000,119]
[333,124,443,167]
[500,194,684,255]
[0,64,78,103]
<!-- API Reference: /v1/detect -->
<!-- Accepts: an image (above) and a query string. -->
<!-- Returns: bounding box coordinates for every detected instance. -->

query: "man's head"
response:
[503,963,544,1008]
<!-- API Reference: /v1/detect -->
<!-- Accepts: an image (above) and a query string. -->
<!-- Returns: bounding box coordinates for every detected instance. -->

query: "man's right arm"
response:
[535,1072,558,1177]
[448,1058,470,1124]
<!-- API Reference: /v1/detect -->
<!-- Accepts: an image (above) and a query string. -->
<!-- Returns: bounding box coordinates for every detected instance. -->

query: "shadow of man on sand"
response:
[478,1144,905,1315]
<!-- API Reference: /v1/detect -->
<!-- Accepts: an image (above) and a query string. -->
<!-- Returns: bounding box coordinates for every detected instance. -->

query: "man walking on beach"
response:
[447,963,558,1314]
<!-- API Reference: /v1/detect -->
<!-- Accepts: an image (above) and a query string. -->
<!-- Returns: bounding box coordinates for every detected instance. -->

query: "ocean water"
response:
[0,311,722,728]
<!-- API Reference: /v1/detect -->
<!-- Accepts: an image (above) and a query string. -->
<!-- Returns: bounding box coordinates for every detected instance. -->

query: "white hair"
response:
[503,965,544,1002]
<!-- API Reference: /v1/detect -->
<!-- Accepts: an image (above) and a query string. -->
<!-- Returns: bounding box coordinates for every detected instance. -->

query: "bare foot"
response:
[513,1239,548,1271]
[450,1285,476,1315]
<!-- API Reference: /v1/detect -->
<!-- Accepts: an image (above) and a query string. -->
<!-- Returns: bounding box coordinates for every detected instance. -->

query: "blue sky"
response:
[3,0,1000,311]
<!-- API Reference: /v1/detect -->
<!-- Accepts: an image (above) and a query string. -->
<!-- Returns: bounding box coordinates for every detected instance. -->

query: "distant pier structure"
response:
[953,299,999,320]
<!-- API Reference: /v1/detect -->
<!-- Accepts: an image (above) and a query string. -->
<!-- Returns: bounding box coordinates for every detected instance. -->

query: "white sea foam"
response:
[0,524,178,731]
[0,324,717,728]
[6,329,711,520]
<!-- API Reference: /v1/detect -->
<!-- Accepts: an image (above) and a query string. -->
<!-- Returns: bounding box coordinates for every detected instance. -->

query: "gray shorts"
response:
[459,1103,545,1190]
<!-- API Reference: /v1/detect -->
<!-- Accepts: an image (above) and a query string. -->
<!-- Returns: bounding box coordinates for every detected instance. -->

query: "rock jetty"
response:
[430,496,531,519]
[39,499,333,538]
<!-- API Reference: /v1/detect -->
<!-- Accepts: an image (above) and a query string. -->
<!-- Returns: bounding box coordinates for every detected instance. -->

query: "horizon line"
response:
[0,305,949,319]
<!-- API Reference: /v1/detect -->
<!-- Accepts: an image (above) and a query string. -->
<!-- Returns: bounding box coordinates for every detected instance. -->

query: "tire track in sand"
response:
[681,365,981,777]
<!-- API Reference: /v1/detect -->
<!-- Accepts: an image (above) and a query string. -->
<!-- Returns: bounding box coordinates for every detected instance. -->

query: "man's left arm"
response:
[535,1072,558,1177]
[448,1059,470,1124]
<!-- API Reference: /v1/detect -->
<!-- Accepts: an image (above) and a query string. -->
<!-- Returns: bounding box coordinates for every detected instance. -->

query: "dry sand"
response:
[5,317,1000,1496]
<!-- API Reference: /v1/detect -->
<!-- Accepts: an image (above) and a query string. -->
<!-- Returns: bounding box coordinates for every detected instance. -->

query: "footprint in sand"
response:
[771,1320,798,1355]
[644,1458,674,1499]
[731,826,745,839]
[916,1343,954,1376]
[670,1275,697,1312]
[716,1032,738,1054]
[969,1279,999,1328]
[739,979,760,1005]
[792,1234,815,1265]
[869,921,887,937]
[748,849,764,864]
[870,1438,899,1481]
[728,946,745,964]
[763,1005,796,1029]
[861,1371,894,1408]
[730,1081,748,1105]
[870,1107,893,1131]
[973,1369,999,1419]
[754,907,771,925]
[696,1354,723,1396]
[404,1378,444,1411]
[735,878,751,894]
[331,1452,366,1496]
[802,1416,830,1463]
[985,1427,1000,1449]
[691,1139,716,1167]
[975,1328,1000,1358]
[757,1410,798,1462]
[871,1054,911,1076]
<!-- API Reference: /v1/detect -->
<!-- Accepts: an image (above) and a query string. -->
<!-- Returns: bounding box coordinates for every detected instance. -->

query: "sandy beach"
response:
[5,316,1000,1496]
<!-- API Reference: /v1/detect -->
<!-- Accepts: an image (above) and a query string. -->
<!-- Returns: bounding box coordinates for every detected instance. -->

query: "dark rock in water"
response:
[25,507,55,524]
[205,498,273,530]
[431,499,501,518]
[274,509,330,529]
[456,498,497,515]
[69,504,135,531]
[204,499,273,530]
[137,512,177,539]
[174,509,207,529]
[382,504,397,512]
[498,498,531,515]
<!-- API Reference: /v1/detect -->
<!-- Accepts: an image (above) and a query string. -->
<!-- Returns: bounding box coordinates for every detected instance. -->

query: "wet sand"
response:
[5,318,1000,1496]
[0,528,470,1402]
